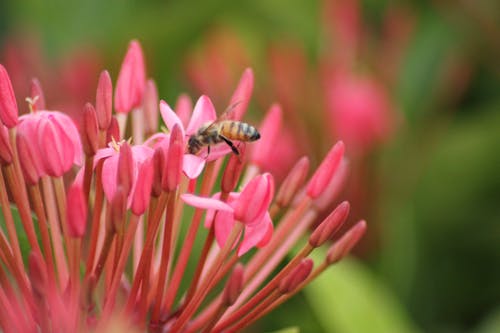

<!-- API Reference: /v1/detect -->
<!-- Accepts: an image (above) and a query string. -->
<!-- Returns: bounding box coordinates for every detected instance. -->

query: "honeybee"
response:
[187,106,260,155]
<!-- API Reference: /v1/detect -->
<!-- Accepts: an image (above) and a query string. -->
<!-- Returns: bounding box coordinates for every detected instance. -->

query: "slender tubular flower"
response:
[0,43,366,333]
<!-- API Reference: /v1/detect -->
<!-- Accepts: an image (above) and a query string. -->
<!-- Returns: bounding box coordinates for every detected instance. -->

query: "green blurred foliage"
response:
[1,0,499,332]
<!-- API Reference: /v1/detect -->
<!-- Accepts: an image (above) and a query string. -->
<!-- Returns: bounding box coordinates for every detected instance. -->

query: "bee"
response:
[187,108,260,155]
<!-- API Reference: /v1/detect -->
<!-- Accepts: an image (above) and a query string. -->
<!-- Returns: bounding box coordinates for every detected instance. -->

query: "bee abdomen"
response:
[220,121,260,142]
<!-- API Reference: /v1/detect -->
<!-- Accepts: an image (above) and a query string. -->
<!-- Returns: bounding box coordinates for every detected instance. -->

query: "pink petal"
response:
[93,147,116,167]
[214,212,237,250]
[182,154,206,179]
[51,112,83,166]
[181,193,233,212]
[159,100,185,136]
[237,213,273,256]
[185,95,217,135]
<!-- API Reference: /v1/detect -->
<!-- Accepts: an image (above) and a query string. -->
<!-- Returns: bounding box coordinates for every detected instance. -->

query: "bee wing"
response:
[203,101,243,132]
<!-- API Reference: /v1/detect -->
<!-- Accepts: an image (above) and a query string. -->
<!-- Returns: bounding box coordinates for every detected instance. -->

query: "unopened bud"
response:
[326,220,367,264]
[278,259,313,294]
[223,264,244,306]
[309,201,350,247]
[221,145,246,193]
[275,156,309,208]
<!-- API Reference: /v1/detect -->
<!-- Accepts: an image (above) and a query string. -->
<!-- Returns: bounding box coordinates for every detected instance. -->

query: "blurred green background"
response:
[1,0,499,332]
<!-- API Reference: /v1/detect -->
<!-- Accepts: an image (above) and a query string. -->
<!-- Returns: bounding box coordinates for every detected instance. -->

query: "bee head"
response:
[187,135,201,154]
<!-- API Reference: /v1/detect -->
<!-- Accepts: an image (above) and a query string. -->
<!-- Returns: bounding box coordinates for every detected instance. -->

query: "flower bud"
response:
[28,251,48,298]
[81,103,99,156]
[307,141,344,199]
[275,156,309,208]
[221,144,246,193]
[162,125,183,192]
[106,117,120,143]
[114,40,146,113]
[67,181,87,238]
[278,259,313,294]
[0,124,13,165]
[130,158,154,216]
[151,145,165,197]
[38,116,75,177]
[96,70,113,130]
[326,220,367,264]
[0,64,18,128]
[309,201,350,247]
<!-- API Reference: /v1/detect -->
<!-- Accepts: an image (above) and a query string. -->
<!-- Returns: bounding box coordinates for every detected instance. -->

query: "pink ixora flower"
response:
[93,141,154,213]
[146,94,231,180]
[183,173,274,256]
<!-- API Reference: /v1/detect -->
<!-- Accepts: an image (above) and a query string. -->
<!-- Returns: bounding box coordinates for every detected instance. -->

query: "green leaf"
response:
[474,307,500,333]
[304,255,421,333]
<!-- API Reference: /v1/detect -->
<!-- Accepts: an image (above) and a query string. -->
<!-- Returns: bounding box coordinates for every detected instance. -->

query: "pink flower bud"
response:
[309,201,350,247]
[96,70,113,130]
[30,78,46,111]
[223,264,244,306]
[233,173,274,225]
[114,40,146,113]
[229,68,254,120]
[151,145,165,197]
[16,132,42,184]
[117,142,134,196]
[162,125,183,192]
[307,141,344,199]
[106,117,120,143]
[143,79,158,134]
[221,144,246,193]
[278,258,313,294]
[66,181,87,238]
[327,220,367,264]
[251,104,282,168]
[81,103,99,156]
[0,64,18,128]
[130,158,153,216]
[275,156,309,208]
[0,124,13,165]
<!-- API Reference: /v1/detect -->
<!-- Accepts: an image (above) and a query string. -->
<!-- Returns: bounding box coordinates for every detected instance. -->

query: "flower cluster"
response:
[0,40,366,332]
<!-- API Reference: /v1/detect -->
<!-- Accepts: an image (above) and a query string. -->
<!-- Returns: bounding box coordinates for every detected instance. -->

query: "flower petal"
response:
[238,213,273,256]
[185,95,217,135]
[181,193,234,212]
[183,154,206,179]
[160,100,184,136]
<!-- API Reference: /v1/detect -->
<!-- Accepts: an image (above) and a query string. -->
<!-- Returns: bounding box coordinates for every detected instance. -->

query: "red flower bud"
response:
[162,125,183,192]
[307,141,344,198]
[309,201,350,247]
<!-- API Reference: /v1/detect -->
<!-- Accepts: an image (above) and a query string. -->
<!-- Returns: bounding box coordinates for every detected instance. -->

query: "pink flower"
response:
[324,70,394,155]
[94,142,154,210]
[114,40,146,113]
[150,95,231,179]
[17,111,83,177]
[183,173,274,256]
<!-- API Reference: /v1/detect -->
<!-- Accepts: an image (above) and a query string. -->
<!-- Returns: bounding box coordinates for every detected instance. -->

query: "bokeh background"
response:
[1,0,499,332]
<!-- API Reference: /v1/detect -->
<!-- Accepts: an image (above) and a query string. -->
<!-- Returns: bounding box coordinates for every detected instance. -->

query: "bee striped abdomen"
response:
[220,121,260,142]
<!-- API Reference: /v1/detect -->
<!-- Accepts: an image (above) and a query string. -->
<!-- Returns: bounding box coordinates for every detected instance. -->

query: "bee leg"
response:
[220,135,239,155]
[206,145,211,159]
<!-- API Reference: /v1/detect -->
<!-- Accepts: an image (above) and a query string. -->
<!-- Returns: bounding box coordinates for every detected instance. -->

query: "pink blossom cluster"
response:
[0,40,365,332]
